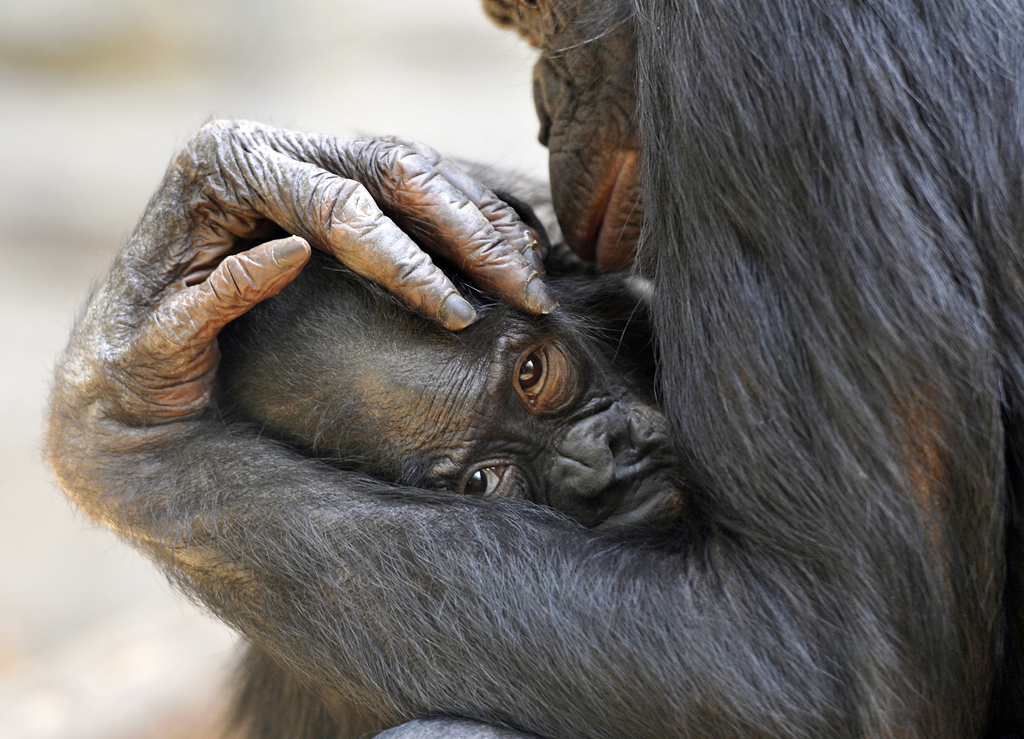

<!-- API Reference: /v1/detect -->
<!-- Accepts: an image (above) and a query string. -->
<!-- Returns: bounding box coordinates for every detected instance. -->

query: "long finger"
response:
[188,122,540,325]
[344,138,557,315]
[385,137,547,273]
[237,146,477,331]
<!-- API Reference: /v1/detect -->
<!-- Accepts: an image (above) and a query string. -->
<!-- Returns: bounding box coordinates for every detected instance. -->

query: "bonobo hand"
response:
[75,120,555,423]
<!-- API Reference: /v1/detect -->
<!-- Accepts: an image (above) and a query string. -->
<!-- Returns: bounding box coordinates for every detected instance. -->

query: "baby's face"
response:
[219,261,683,529]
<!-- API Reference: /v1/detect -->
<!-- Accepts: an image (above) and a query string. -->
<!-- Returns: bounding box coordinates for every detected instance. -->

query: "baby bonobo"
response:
[216,250,683,529]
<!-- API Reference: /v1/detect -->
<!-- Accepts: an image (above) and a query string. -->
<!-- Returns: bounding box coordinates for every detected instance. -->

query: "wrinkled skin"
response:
[217,252,681,529]
[46,0,1024,737]
[486,0,643,272]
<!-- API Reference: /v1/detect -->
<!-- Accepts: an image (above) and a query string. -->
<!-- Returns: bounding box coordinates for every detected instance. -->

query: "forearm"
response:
[49,381,851,738]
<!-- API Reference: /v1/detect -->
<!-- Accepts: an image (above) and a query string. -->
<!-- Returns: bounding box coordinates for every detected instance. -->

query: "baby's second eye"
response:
[464,466,502,495]
[462,465,507,496]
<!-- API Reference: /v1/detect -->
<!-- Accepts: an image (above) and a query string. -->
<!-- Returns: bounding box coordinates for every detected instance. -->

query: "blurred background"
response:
[0,1,543,735]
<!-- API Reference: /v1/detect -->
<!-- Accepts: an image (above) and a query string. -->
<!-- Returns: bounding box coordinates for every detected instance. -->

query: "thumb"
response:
[124,236,310,423]
[189,235,311,340]
[151,235,311,354]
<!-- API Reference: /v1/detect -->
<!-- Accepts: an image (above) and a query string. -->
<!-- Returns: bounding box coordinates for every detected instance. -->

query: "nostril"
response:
[609,426,635,458]
[628,418,649,451]
[626,406,670,454]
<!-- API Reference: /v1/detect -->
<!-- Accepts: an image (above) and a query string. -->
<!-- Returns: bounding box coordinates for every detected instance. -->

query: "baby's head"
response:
[218,252,682,528]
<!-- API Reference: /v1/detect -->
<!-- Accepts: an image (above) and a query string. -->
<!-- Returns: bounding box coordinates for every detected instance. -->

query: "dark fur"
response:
[634,1,1024,735]
[44,0,1024,737]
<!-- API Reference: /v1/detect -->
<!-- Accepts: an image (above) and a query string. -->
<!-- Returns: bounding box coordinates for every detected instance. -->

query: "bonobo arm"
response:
[50,113,1001,739]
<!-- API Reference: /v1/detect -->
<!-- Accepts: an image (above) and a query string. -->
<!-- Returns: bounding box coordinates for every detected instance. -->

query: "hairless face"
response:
[216,252,682,529]
[483,0,643,272]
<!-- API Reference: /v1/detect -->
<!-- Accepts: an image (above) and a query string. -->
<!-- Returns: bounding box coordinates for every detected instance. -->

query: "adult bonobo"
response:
[45,1,1024,739]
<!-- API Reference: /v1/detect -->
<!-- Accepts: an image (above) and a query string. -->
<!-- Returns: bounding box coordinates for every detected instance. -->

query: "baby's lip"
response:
[595,465,683,531]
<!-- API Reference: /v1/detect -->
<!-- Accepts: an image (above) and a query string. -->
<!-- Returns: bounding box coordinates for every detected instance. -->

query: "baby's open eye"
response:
[513,342,577,415]
[460,464,513,497]
[518,352,544,393]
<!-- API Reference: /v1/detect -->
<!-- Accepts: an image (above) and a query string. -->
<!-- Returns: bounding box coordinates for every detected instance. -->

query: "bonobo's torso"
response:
[216,251,683,529]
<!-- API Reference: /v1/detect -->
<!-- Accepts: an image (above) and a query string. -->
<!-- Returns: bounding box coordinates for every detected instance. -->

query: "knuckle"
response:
[196,119,236,141]
[383,144,417,177]
[357,139,433,191]
[175,119,247,184]
[389,251,445,303]
[470,233,508,259]
[419,143,442,163]
[393,249,432,283]
[318,178,377,240]
[463,230,523,269]
[393,148,431,178]
[410,139,443,165]
[406,163,442,191]
[344,180,374,208]
[217,255,259,303]
[181,120,232,160]
[354,137,396,166]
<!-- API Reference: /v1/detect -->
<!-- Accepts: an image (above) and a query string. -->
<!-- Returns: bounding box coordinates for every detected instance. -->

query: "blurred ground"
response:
[0,0,543,734]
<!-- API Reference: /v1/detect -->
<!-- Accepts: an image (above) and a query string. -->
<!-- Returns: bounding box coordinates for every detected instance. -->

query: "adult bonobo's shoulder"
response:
[215,249,684,530]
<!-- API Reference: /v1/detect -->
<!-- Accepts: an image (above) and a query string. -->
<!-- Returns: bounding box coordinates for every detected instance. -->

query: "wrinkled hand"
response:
[78,120,554,424]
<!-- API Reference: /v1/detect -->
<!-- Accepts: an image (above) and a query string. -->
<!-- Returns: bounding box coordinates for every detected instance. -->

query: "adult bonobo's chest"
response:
[215,250,683,529]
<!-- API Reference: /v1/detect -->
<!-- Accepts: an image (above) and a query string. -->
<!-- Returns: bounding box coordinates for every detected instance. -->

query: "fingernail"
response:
[438,292,477,330]
[524,245,546,275]
[524,275,558,314]
[272,237,310,269]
